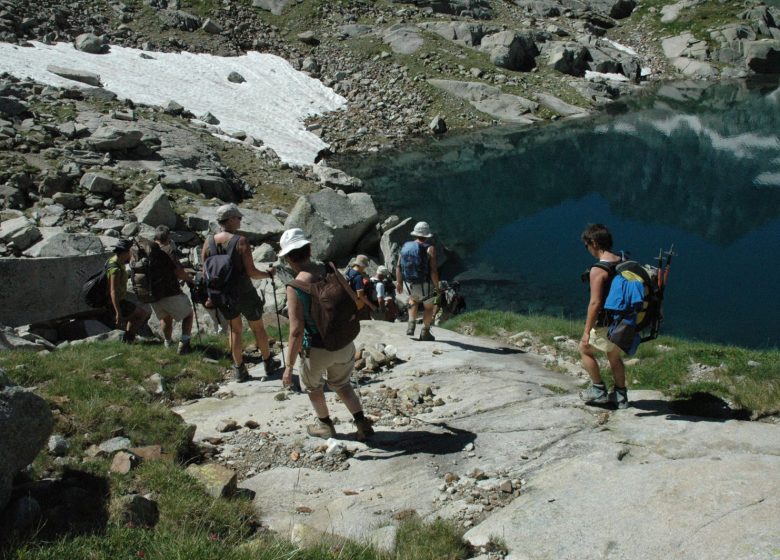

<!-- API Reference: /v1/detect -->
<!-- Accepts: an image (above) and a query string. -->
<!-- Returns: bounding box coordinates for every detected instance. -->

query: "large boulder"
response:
[381,24,425,55]
[312,164,363,191]
[0,370,54,513]
[159,172,235,201]
[743,40,780,74]
[133,185,177,228]
[0,253,110,327]
[428,80,538,123]
[284,188,379,262]
[545,42,591,77]
[0,216,41,251]
[418,22,490,47]
[195,206,283,245]
[79,172,115,194]
[480,30,539,71]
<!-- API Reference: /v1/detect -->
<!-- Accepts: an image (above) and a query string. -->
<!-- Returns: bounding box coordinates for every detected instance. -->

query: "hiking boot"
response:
[163,338,173,349]
[419,327,435,342]
[580,383,608,404]
[263,356,281,375]
[232,363,250,383]
[406,321,416,336]
[307,419,336,439]
[176,340,191,355]
[354,417,374,441]
[121,332,136,344]
[609,387,629,409]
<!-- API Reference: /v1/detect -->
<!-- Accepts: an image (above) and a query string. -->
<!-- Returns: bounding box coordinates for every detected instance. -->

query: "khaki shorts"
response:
[405,282,435,305]
[299,342,355,393]
[152,293,192,322]
[589,327,617,353]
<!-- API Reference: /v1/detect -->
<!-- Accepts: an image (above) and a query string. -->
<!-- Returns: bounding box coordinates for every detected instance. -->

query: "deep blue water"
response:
[338,79,780,349]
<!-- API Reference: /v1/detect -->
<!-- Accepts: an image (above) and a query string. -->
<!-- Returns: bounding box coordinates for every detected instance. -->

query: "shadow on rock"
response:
[354,423,476,459]
[632,393,751,422]
[435,340,526,355]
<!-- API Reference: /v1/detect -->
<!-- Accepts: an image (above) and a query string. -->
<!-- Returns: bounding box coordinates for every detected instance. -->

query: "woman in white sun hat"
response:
[279,228,374,442]
[396,221,440,341]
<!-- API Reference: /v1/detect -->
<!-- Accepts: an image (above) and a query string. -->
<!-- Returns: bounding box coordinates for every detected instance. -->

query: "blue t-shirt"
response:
[346,268,365,293]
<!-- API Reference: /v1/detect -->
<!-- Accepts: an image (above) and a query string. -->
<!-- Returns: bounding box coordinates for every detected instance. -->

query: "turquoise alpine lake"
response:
[338,79,780,349]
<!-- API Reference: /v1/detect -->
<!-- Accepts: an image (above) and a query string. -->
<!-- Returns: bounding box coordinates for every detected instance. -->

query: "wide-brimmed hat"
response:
[278,228,311,256]
[410,221,433,238]
[376,265,389,277]
[216,203,243,222]
[114,238,133,253]
[352,254,369,268]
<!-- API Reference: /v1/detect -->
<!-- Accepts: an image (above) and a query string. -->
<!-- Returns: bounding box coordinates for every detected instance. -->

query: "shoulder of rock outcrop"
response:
[0,369,53,513]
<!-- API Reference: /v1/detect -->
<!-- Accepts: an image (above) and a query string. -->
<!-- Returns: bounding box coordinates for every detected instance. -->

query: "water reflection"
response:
[339,79,780,348]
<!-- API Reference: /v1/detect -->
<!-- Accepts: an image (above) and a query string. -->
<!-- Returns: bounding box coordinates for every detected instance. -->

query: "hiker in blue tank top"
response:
[579,224,628,409]
[396,221,440,341]
[201,203,279,382]
[280,228,374,442]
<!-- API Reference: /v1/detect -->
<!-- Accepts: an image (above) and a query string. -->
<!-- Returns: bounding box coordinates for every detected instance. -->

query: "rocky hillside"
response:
[0,0,779,331]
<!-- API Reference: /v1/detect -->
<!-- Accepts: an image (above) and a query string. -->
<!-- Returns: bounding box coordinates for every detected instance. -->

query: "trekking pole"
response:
[269,271,285,368]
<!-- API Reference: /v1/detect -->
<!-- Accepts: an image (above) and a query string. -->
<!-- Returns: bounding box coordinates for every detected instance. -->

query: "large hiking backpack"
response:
[203,234,240,308]
[289,263,360,351]
[590,258,665,355]
[81,265,109,308]
[130,238,177,304]
[399,240,430,284]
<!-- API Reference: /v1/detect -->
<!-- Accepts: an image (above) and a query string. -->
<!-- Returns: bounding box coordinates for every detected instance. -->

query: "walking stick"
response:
[269,272,285,368]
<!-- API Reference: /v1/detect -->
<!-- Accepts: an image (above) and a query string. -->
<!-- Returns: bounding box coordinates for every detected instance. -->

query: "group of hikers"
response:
[95,205,639,440]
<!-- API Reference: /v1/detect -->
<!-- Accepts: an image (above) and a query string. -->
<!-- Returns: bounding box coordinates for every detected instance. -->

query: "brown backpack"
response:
[289,263,360,351]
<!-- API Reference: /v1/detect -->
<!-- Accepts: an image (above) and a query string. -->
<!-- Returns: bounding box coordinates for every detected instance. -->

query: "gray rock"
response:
[0,97,28,117]
[52,192,84,210]
[46,65,102,87]
[133,184,177,228]
[430,115,447,134]
[744,40,780,74]
[48,434,69,456]
[0,372,54,512]
[160,172,234,200]
[301,57,320,74]
[479,30,538,71]
[186,463,237,498]
[535,93,589,117]
[418,21,490,47]
[99,436,132,454]
[200,112,220,125]
[0,216,41,251]
[227,71,246,84]
[202,18,223,34]
[670,57,717,78]
[74,33,108,54]
[546,42,591,77]
[338,24,373,38]
[298,31,319,46]
[23,232,105,258]
[86,126,144,151]
[381,24,425,55]
[284,188,379,262]
[311,163,363,191]
[428,80,537,123]
[79,172,114,194]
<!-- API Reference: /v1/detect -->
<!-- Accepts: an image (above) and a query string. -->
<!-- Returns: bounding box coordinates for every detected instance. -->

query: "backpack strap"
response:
[207,235,218,258]
[225,233,240,257]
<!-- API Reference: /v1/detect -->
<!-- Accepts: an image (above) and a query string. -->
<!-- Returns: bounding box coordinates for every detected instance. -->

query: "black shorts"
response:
[216,282,265,322]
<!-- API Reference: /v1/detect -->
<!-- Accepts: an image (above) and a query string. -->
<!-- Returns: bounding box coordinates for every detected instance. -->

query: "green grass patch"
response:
[635,0,745,41]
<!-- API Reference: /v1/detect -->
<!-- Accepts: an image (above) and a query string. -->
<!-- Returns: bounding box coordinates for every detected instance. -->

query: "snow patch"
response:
[0,41,346,165]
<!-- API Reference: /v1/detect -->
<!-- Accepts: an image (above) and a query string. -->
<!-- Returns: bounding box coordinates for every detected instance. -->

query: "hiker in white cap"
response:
[279,228,374,441]
[201,203,279,382]
[396,221,440,341]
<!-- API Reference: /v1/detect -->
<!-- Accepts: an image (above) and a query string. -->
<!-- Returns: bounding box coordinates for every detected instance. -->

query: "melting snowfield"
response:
[0,41,346,165]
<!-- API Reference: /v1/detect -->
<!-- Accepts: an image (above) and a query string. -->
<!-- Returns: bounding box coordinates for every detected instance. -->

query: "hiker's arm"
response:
[582,267,608,344]
[428,245,440,290]
[395,255,403,294]
[108,273,122,324]
[240,237,274,280]
[356,287,376,311]
[283,286,304,388]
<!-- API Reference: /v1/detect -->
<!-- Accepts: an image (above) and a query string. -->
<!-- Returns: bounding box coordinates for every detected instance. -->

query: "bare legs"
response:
[579,343,626,387]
